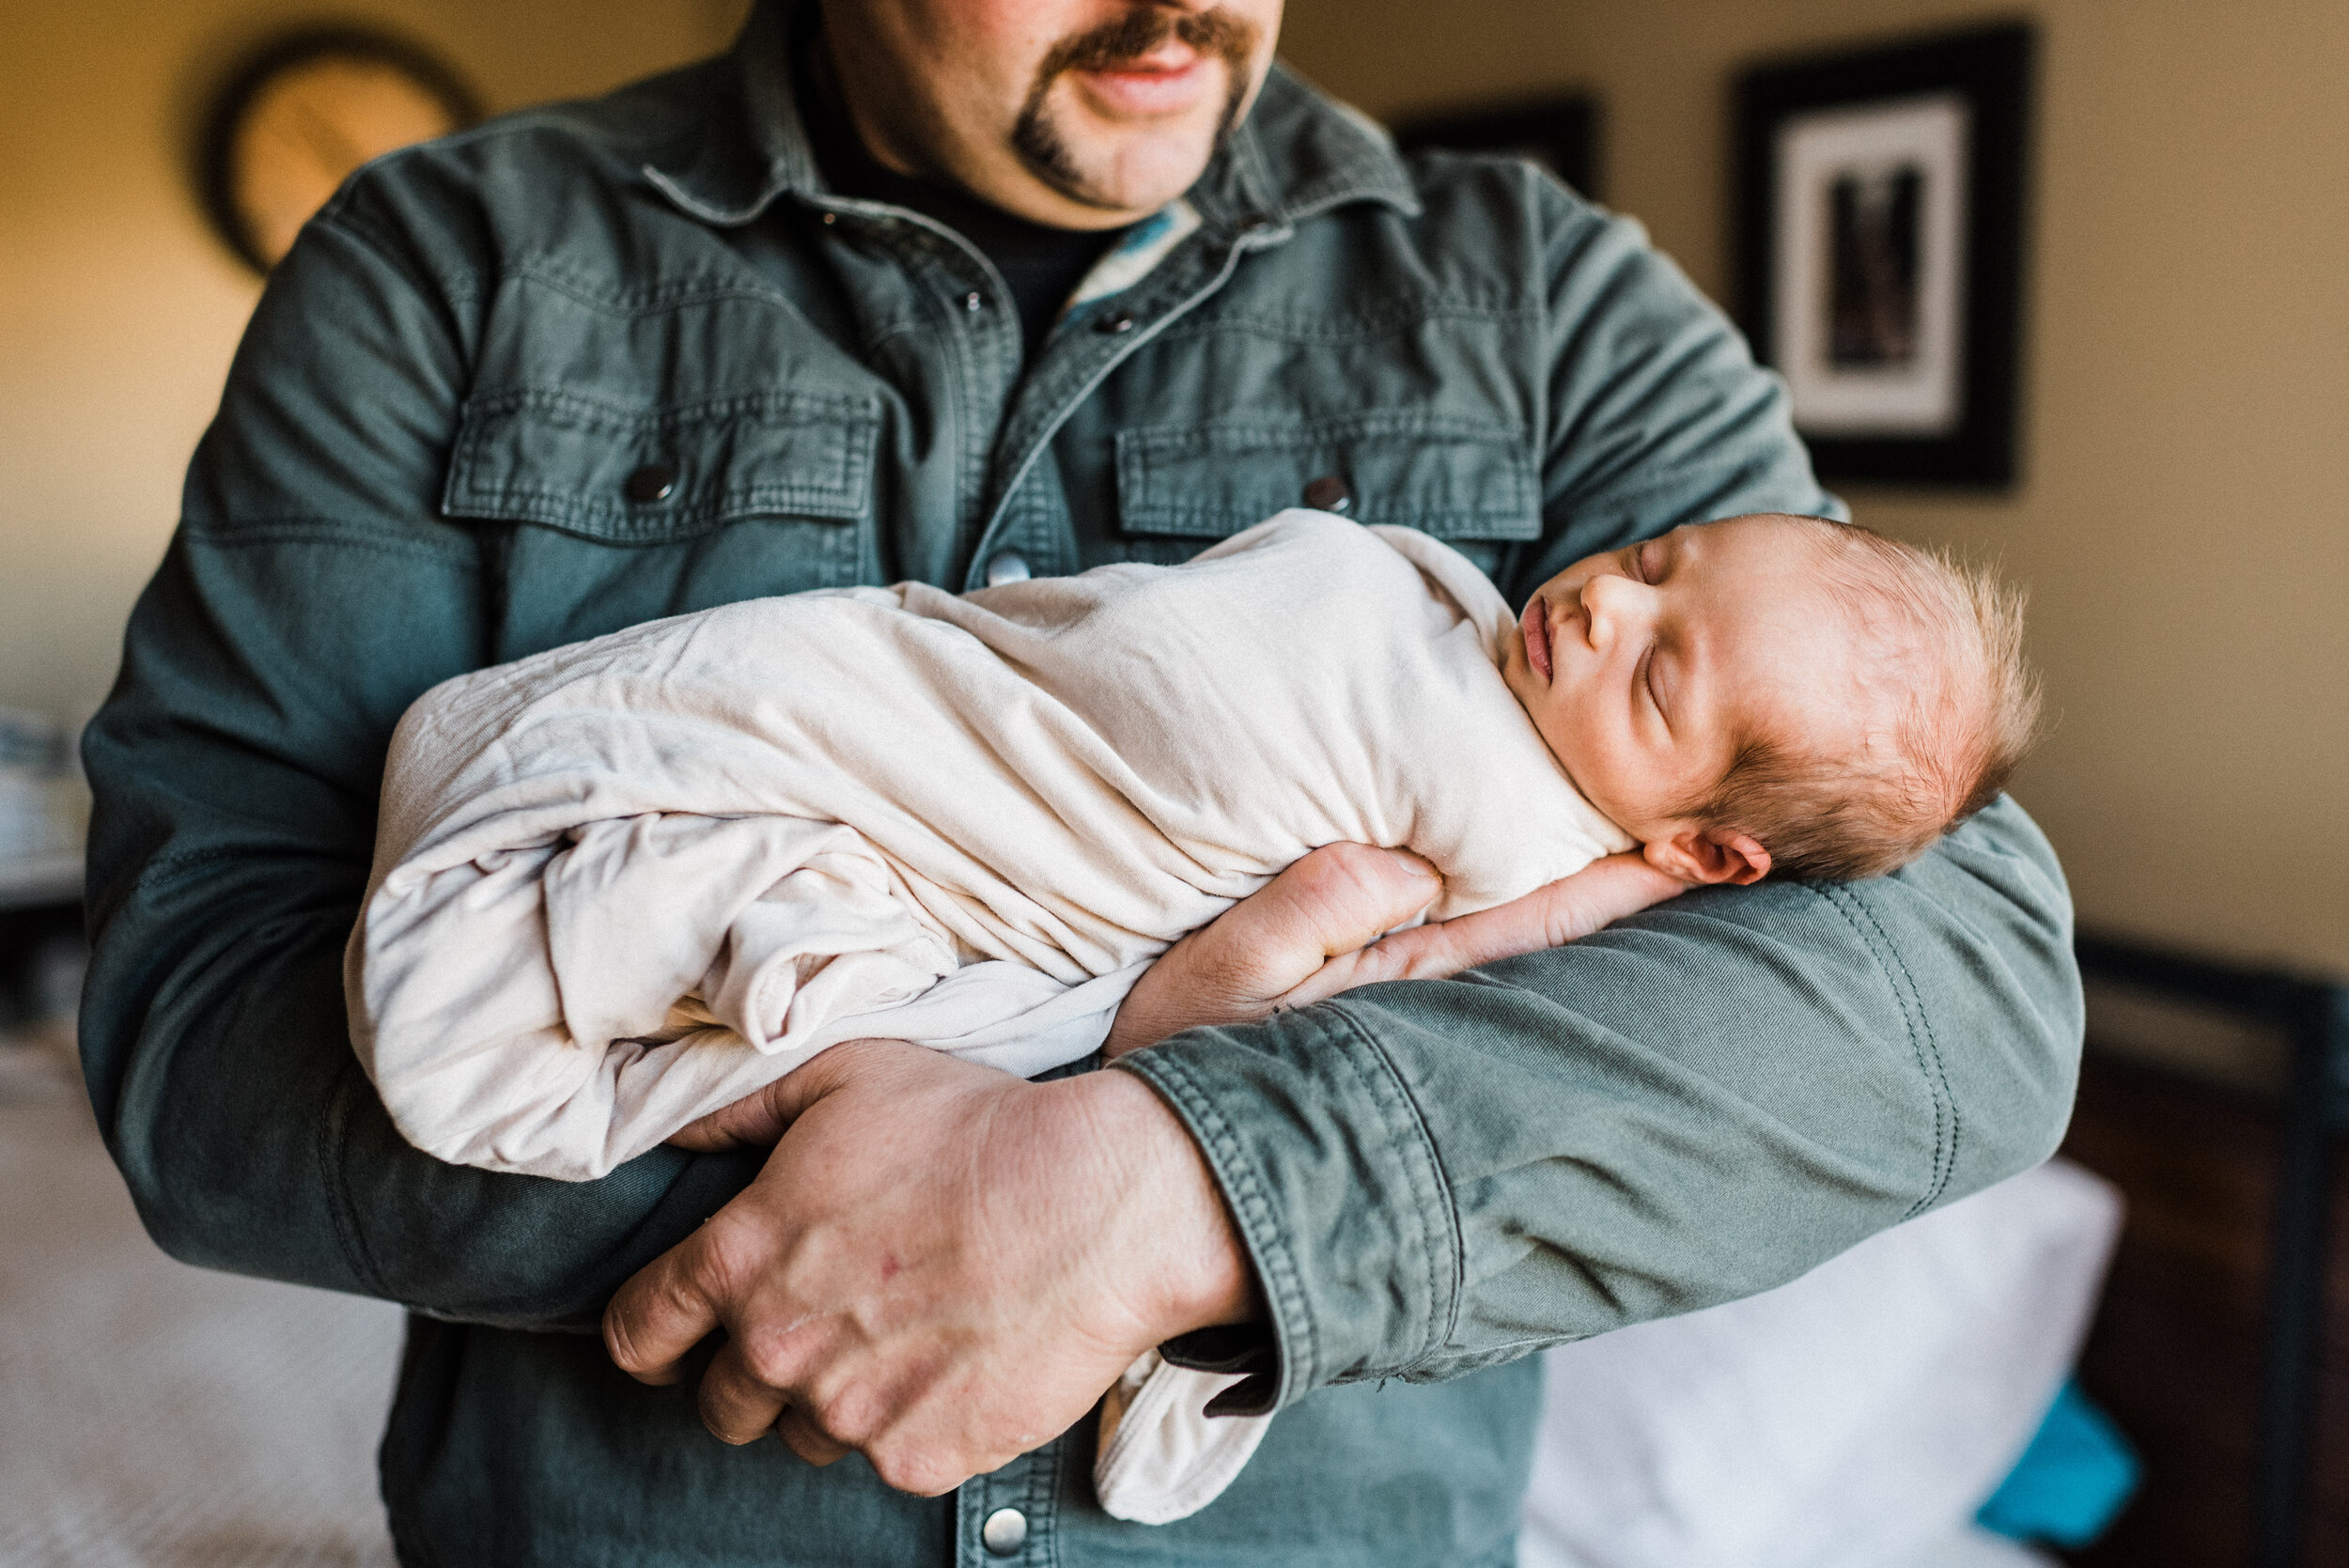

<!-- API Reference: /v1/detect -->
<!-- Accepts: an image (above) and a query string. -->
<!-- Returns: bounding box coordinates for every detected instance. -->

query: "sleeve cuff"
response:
[1112,1003,1462,1414]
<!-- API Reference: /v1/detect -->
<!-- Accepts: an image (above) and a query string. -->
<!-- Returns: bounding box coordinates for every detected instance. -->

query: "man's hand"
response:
[630,843,1680,1491]
[1104,845,1687,1056]
[606,1037,1253,1495]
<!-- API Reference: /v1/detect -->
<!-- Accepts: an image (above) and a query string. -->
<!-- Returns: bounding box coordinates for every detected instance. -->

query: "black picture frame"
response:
[1734,23,2033,487]
[1391,93,1602,202]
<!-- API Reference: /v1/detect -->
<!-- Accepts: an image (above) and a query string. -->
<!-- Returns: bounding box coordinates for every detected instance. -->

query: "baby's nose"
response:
[1579,572,1651,639]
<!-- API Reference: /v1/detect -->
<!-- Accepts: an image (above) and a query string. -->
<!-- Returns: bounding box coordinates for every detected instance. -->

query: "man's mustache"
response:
[1036,6,1259,84]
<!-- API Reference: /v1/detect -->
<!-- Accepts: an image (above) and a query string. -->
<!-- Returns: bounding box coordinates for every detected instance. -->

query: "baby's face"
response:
[1501,514,1860,846]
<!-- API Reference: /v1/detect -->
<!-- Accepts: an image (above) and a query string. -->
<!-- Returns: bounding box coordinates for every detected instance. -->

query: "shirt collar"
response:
[640,0,1423,236]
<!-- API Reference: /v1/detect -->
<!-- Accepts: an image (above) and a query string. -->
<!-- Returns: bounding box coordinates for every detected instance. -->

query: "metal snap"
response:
[624,463,677,505]
[981,1507,1028,1556]
[964,291,985,314]
[1302,474,1352,514]
[1094,311,1137,334]
[984,551,1032,587]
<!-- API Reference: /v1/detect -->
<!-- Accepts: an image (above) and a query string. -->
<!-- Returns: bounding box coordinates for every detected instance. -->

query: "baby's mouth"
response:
[1519,597,1553,682]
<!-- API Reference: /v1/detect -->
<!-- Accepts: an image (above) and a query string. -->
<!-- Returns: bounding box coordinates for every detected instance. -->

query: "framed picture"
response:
[1735,24,2033,486]
[1391,93,1601,202]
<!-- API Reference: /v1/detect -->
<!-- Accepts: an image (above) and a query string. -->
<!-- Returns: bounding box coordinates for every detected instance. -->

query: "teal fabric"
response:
[1978,1380,2139,1548]
[78,3,2084,1562]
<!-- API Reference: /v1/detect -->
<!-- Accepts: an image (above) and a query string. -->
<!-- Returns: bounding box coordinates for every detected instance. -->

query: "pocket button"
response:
[1302,474,1352,514]
[623,463,677,505]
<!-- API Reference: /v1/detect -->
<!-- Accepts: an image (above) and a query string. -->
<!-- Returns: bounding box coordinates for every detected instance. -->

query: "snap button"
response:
[1302,474,1352,514]
[1094,310,1137,334]
[624,463,677,505]
[981,1507,1028,1556]
[984,551,1032,587]
[963,291,985,314]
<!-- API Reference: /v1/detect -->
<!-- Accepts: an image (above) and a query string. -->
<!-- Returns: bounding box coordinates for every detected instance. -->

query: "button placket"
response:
[980,1507,1027,1556]
[965,224,1258,586]
[958,1438,1061,1567]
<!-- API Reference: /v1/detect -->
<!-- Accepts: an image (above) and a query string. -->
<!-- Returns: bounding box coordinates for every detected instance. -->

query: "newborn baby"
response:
[349,506,2035,1521]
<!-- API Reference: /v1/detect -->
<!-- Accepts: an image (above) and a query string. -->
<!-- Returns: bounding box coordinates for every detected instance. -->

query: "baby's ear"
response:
[1642,828,1772,887]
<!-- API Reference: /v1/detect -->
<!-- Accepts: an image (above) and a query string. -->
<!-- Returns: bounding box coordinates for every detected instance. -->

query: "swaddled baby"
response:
[349,506,2036,1522]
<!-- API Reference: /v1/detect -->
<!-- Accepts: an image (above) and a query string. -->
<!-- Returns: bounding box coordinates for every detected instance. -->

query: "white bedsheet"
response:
[1520,1158,2121,1568]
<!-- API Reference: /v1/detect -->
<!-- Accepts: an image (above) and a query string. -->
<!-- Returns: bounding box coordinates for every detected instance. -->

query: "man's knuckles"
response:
[864,1440,971,1498]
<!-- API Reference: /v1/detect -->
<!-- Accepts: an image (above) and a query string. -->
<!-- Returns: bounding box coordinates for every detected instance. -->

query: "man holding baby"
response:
[79,1,2082,1564]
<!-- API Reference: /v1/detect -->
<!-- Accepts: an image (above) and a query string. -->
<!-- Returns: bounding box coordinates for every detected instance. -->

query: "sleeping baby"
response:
[347,506,2037,1522]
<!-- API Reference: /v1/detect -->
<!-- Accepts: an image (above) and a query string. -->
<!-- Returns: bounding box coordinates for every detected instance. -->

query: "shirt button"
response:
[624,463,677,504]
[981,1507,1028,1556]
[1302,474,1352,513]
[984,551,1032,587]
[1094,310,1137,334]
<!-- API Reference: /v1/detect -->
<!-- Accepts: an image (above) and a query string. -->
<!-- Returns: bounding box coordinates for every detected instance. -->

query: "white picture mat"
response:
[1774,92,1970,437]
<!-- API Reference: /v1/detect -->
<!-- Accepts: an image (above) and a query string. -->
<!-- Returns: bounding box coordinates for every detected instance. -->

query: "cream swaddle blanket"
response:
[349,508,1631,1523]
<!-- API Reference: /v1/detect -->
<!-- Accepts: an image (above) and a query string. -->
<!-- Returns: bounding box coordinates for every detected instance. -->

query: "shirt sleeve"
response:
[78,183,759,1331]
[1121,180,2081,1413]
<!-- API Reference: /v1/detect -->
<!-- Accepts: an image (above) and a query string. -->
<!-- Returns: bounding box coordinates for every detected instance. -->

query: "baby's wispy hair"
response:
[1684,516,2044,881]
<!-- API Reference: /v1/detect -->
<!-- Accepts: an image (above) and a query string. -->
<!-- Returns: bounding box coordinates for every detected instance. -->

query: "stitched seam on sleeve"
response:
[1113,1052,1319,1400]
[184,520,476,567]
[1324,1003,1463,1374]
[319,1062,394,1300]
[1820,884,1957,1218]
[317,204,485,308]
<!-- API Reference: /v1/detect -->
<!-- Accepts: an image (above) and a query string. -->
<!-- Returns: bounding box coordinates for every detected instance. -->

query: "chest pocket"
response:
[443,387,879,545]
[1114,412,1538,570]
[443,386,884,656]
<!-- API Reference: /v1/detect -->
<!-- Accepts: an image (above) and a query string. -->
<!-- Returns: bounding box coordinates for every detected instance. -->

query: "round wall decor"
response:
[197,26,482,272]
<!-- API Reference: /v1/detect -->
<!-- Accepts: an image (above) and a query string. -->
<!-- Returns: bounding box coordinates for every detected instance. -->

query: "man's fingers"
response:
[1279,853,1688,1007]
[1271,843,1439,956]
[1526,853,1689,945]
[772,1404,852,1467]
[603,1235,731,1386]
[691,1335,794,1445]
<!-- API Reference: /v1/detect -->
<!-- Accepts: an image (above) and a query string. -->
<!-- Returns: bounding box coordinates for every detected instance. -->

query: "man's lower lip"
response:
[1072,58,1214,116]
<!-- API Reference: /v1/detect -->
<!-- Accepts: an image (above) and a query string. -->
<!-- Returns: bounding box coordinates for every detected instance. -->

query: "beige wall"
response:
[0,0,749,729]
[1287,0,2349,975]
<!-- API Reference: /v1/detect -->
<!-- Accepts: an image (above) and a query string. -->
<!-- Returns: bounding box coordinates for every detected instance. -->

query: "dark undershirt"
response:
[794,44,1128,360]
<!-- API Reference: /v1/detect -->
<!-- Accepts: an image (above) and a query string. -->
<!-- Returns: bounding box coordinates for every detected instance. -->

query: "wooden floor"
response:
[2060,1052,2349,1568]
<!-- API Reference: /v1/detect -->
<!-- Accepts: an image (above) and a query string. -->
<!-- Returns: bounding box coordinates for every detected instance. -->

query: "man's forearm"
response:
[80,858,762,1327]
[1117,796,2082,1412]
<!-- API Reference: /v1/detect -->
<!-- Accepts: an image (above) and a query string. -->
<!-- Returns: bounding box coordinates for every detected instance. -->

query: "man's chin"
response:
[1014,79,1233,216]
[1020,141,1218,219]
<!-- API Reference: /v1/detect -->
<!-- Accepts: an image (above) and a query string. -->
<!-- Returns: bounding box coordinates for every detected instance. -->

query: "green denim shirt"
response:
[79,5,2082,1564]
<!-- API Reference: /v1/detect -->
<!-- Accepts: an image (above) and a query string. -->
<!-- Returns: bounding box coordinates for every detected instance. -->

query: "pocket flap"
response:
[1116,414,1538,540]
[443,388,879,544]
